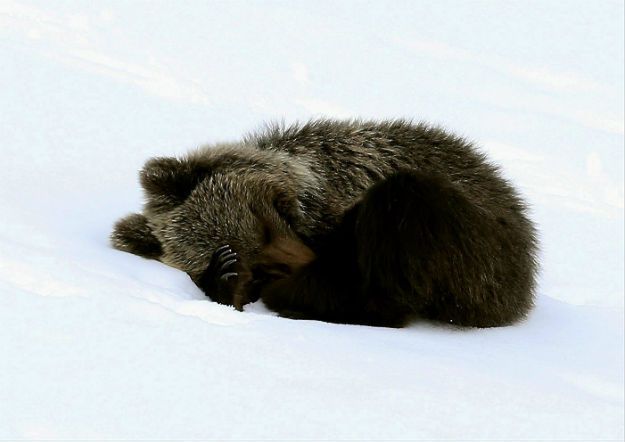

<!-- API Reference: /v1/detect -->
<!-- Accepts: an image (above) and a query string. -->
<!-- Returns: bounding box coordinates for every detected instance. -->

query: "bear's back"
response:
[251,119,526,225]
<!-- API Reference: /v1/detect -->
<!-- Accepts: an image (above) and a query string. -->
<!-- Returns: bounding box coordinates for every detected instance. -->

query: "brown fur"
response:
[111,119,538,327]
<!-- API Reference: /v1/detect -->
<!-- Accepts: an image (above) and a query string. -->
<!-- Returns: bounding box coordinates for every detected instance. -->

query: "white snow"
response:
[1,1,623,440]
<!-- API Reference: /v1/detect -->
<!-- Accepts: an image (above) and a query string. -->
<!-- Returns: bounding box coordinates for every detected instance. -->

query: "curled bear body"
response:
[111,119,538,327]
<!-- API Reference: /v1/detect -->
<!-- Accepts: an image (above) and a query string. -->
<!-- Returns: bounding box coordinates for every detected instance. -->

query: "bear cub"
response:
[111,119,538,328]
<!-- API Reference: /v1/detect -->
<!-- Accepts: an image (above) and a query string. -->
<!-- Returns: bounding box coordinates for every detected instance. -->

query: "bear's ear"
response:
[140,156,212,214]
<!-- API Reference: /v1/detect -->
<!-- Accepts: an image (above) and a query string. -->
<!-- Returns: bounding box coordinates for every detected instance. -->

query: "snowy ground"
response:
[1,1,623,440]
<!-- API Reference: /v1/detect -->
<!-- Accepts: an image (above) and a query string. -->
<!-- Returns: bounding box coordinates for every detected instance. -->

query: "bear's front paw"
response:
[196,245,252,311]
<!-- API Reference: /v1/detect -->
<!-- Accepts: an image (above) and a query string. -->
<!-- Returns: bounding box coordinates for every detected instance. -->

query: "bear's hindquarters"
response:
[261,170,536,328]
[355,170,536,327]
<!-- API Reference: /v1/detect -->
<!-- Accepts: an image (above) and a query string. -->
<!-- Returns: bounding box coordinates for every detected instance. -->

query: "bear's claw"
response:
[197,244,252,310]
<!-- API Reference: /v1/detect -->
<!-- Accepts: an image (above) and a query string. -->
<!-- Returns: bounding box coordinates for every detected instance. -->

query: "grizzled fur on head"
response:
[112,119,539,328]
[114,143,320,278]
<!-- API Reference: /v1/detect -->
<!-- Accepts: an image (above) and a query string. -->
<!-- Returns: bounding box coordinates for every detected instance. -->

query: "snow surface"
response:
[1,0,623,439]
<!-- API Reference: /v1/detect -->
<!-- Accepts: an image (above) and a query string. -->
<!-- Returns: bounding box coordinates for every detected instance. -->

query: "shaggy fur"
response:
[111,119,538,327]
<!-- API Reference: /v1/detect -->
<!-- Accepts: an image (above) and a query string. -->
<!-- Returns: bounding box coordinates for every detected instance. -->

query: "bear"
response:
[111,119,538,328]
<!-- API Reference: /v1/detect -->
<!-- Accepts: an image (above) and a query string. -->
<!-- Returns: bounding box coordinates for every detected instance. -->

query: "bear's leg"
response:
[259,245,371,324]
[351,170,466,324]
[140,157,210,214]
[194,244,253,309]
[259,195,412,327]
[110,213,163,259]
[195,236,317,311]
[261,170,533,328]
[355,170,534,327]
